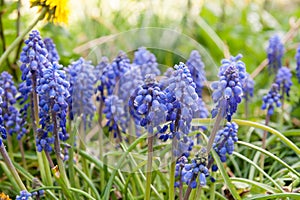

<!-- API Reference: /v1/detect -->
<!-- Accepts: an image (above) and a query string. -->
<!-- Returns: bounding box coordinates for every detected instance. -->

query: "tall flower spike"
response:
[296,45,300,83]
[98,51,131,101]
[242,73,255,101]
[267,35,284,74]
[20,30,50,83]
[160,63,198,156]
[95,57,110,102]
[0,87,7,146]
[44,38,60,63]
[211,54,246,121]
[261,83,281,116]
[103,95,127,141]
[133,47,160,78]
[129,74,167,134]
[0,72,27,140]
[66,58,96,129]
[186,50,206,98]
[275,67,292,97]
[36,63,70,152]
[213,122,239,162]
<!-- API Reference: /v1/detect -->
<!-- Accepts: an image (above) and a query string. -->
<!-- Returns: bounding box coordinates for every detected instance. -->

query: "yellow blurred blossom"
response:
[30,0,70,24]
[0,192,11,200]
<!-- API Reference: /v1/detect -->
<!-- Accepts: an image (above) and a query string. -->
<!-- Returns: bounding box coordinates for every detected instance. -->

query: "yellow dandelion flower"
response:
[30,0,70,24]
[0,192,11,200]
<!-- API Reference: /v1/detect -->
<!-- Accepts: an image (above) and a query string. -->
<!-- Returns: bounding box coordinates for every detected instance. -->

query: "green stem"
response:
[6,134,14,160]
[145,134,154,200]
[260,114,269,182]
[0,161,20,191]
[68,122,77,189]
[0,8,47,67]
[97,102,105,192]
[168,139,176,200]
[206,104,225,152]
[0,143,27,191]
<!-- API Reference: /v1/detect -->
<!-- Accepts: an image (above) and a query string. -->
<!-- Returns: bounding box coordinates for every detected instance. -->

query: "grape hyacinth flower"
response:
[94,57,110,102]
[97,51,130,101]
[180,148,209,198]
[213,122,239,162]
[103,95,127,141]
[275,67,292,97]
[211,54,246,122]
[296,45,300,83]
[267,35,284,74]
[66,58,96,129]
[129,74,167,134]
[133,47,160,78]
[36,63,70,152]
[261,83,281,116]
[0,87,6,146]
[0,72,27,140]
[242,73,255,101]
[15,190,32,200]
[185,50,206,98]
[44,38,60,63]
[20,30,51,82]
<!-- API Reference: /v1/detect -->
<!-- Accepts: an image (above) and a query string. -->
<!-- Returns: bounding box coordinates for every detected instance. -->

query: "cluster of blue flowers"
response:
[44,38,60,63]
[0,72,27,140]
[261,83,282,116]
[129,74,167,134]
[103,95,127,140]
[36,63,70,152]
[213,122,239,162]
[296,45,300,83]
[133,47,160,78]
[15,190,32,200]
[211,54,246,121]
[267,35,284,74]
[175,148,209,189]
[275,66,292,97]
[0,87,6,146]
[185,50,206,98]
[242,73,255,101]
[66,58,96,129]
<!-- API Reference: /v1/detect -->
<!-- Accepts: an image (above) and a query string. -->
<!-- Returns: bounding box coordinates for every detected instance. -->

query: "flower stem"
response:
[68,121,77,189]
[260,114,270,182]
[98,102,105,192]
[0,8,47,67]
[0,143,27,191]
[206,104,225,153]
[169,138,177,200]
[31,73,53,187]
[145,133,154,200]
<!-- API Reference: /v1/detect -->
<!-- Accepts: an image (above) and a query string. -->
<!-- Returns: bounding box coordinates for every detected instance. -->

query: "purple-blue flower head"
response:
[97,51,131,101]
[103,95,127,140]
[242,73,255,101]
[129,74,167,134]
[36,63,70,152]
[211,54,246,121]
[0,87,7,146]
[16,190,32,200]
[261,83,281,116]
[0,72,27,140]
[267,35,284,74]
[66,58,96,129]
[213,122,238,162]
[296,45,300,83]
[44,38,60,63]
[186,50,206,98]
[20,30,51,83]
[133,47,160,78]
[275,66,292,97]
